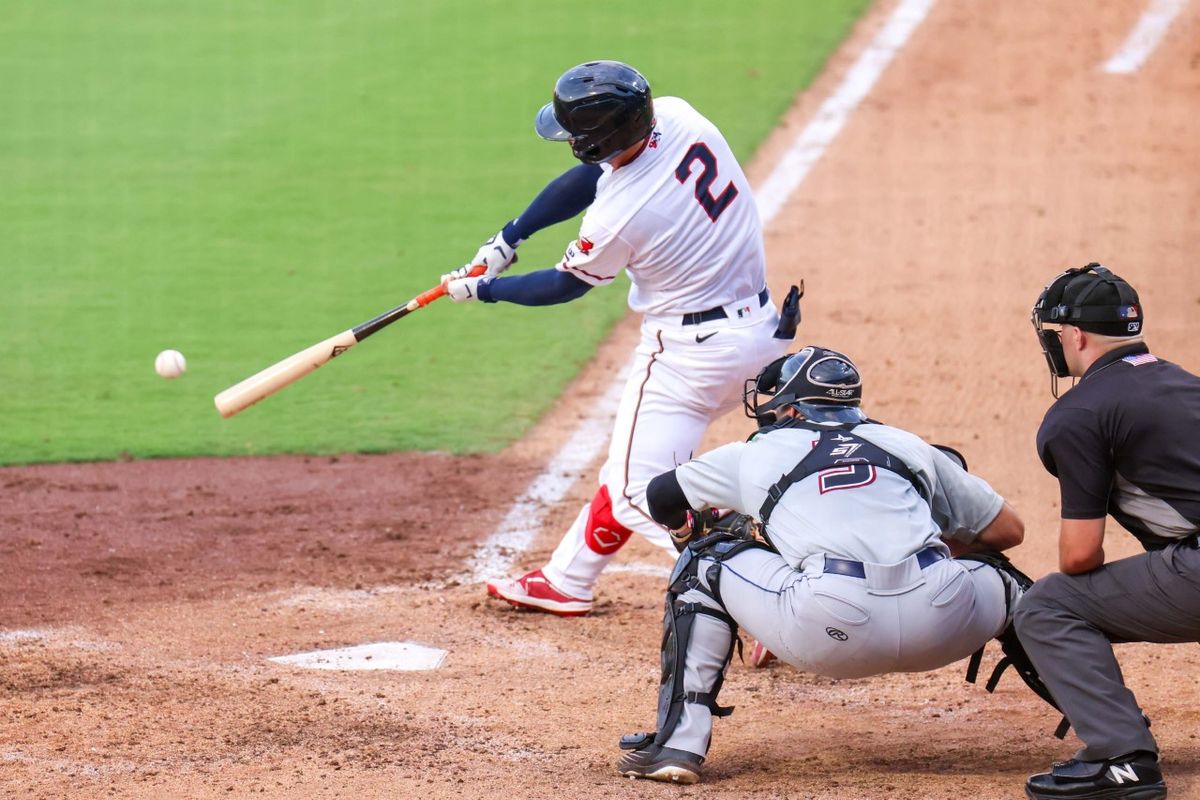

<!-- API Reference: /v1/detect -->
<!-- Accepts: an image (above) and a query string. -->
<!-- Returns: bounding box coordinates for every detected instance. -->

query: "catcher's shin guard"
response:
[623,533,762,750]
[624,537,744,753]
[957,551,1070,738]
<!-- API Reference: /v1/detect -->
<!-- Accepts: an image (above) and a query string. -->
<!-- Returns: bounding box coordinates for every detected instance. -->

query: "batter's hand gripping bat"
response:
[214,266,485,418]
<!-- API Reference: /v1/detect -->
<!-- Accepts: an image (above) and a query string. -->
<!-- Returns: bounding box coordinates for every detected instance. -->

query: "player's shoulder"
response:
[1037,400,1101,454]
[855,422,929,452]
[654,96,696,117]
[654,96,721,133]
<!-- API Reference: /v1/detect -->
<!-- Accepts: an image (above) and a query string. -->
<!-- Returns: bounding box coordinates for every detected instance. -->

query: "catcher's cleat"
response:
[748,638,776,668]
[617,743,703,785]
[1025,752,1166,800]
[486,569,593,617]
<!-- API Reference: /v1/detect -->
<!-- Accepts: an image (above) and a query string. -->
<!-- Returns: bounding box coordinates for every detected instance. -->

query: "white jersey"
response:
[555,97,766,316]
[674,422,1005,568]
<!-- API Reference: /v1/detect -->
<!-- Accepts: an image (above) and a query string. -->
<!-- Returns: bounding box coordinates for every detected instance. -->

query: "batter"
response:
[442,60,795,614]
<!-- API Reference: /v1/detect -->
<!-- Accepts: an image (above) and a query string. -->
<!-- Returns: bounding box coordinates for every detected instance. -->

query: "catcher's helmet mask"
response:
[1031,262,1142,394]
[744,346,867,426]
[535,60,655,164]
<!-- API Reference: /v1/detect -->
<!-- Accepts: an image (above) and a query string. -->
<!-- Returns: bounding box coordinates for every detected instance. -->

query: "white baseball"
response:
[155,349,187,380]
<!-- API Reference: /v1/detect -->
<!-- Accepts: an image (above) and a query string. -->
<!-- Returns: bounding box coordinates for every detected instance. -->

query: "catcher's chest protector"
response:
[759,428,923,528]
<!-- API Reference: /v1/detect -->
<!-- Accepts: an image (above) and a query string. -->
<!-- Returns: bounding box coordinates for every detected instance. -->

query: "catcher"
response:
[617,346,1043,784]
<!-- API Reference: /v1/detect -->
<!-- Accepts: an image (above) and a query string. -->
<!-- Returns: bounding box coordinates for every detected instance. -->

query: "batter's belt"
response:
[680,287,770,326]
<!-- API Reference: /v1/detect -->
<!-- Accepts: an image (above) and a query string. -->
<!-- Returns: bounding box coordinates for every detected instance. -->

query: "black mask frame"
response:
[1030,262,1142,397]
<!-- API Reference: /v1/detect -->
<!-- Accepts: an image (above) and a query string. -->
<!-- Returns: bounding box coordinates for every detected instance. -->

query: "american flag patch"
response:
[1122,353,1158,366]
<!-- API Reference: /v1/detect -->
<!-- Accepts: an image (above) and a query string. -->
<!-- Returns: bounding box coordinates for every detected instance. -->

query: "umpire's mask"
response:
[1031,263,1143,395]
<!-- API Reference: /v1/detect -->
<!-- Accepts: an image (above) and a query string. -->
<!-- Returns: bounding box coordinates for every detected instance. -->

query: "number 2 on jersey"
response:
[675,143,739,222]
[817,464,877,494]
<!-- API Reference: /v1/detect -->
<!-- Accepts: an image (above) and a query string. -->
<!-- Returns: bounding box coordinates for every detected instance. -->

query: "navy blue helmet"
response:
[535,61,654,164]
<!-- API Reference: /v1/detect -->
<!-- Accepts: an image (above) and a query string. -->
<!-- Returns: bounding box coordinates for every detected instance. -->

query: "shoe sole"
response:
[486,582,593,617]
[1025,783,1167,800]
[620,765,700,785]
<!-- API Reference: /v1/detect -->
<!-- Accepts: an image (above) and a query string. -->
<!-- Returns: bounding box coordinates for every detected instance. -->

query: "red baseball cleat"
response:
[486,569,593,617]
[748,638,776,668]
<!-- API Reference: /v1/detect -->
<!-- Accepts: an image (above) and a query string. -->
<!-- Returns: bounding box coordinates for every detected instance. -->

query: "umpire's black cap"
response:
[1034,263,1143,337]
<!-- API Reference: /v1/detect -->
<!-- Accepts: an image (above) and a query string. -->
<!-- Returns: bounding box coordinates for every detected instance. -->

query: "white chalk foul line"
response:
[460,372,628,584]
[756,0,937,225]
[1102,0,1187,74]
[465,0,936,583]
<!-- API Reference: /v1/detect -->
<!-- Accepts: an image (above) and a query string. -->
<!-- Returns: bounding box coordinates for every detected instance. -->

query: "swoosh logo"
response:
[695,332,719,343]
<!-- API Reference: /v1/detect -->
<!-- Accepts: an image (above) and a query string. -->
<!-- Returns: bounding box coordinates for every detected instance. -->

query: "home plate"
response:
[269,641,447,671]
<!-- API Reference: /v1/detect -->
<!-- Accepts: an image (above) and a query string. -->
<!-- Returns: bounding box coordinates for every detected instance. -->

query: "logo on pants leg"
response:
[587,526,627,553]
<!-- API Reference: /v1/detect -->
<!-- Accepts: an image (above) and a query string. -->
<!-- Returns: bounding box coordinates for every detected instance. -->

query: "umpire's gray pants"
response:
[1013,540,1200,761]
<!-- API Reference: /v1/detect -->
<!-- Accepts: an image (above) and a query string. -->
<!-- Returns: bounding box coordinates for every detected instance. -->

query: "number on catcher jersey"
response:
[817,464,878,494]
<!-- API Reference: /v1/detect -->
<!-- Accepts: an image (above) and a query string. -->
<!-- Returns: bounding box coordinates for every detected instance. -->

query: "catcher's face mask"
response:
[1031,262,1143,396]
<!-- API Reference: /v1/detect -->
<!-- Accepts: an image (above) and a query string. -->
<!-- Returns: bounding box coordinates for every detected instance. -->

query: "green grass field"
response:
[1,0,869,465]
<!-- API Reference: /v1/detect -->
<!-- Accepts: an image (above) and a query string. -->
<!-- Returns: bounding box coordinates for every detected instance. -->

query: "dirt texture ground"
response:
[4,2,1200,798]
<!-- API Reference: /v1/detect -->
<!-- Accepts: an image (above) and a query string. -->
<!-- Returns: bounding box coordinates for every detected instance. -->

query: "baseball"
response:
[155,349,187,380]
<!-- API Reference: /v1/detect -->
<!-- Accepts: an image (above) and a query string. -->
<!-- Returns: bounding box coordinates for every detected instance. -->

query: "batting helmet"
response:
[534,61,654,165]
[744,346,867,426]
[1031,263,1142,380]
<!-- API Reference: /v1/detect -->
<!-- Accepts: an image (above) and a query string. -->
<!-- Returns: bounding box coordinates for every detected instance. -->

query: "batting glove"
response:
[445,275,484,303]
[441,228,519,286]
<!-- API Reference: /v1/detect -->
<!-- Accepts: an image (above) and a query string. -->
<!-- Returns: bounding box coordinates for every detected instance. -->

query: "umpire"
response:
[1016,263,1200,800]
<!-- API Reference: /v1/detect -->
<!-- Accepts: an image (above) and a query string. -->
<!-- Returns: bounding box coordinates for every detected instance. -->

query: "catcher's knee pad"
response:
[583,485,634,555]
[956,549,1032,626]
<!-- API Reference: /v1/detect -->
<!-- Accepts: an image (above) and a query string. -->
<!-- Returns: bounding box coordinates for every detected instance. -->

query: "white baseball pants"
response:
[544,292,788,599]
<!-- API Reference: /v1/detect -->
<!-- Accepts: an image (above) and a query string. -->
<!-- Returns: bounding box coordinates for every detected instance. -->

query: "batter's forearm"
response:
[477,269,592,306]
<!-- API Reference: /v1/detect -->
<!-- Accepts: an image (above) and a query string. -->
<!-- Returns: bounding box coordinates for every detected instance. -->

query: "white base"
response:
[269,640,446,671]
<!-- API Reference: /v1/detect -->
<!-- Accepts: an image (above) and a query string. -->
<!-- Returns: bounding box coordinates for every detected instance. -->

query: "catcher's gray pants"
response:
[1013,539,1200,762]
[662,546,1010,757]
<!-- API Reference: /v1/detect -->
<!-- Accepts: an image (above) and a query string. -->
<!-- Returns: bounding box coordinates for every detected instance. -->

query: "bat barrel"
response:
[213,269,477,419]
[214,329,358,418]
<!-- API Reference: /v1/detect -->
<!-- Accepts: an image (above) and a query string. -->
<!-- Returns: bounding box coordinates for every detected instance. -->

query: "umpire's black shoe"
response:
[1025,751,1166,799]
[617,743,703,785]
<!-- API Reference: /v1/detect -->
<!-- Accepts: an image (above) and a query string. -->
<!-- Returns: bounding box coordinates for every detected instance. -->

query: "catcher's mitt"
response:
[670,509,761,552]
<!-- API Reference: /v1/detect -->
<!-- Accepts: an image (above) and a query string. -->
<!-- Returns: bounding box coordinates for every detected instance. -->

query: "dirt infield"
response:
[4,2,1199,798]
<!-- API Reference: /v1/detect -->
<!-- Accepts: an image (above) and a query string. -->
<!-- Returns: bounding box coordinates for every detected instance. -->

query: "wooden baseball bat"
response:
[214,266,485,418]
